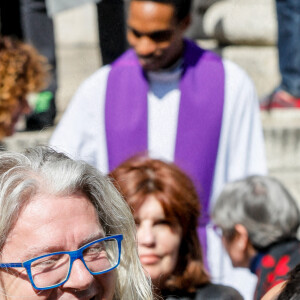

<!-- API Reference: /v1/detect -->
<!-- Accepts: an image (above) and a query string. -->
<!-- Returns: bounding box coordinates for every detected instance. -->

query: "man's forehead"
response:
[2,193,104,260]
[21,231,105,260]
[128,0,177,29]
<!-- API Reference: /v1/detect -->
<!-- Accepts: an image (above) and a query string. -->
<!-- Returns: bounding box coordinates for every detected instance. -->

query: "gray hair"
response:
[0,146,152,300]
[212,175,300,249]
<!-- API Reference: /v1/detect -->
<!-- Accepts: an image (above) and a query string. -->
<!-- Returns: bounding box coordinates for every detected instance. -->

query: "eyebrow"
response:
[22,231,105,261]
[127,26,173,37]
[78,232,105,248]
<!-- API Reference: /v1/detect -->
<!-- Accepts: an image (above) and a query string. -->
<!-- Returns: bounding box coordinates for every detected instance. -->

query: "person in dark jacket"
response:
[110,156,243,300]
[213,176,300,300]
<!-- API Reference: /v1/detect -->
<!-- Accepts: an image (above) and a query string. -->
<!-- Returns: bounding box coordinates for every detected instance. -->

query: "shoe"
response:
[260,90,300,110]
[25,91,56,131]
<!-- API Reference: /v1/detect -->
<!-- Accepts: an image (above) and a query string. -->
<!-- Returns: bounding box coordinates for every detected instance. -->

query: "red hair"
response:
[109,155,210,292]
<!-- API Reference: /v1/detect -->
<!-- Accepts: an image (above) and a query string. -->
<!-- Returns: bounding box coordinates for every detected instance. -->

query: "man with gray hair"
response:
[0,146,152,299]
[213,175,300,300]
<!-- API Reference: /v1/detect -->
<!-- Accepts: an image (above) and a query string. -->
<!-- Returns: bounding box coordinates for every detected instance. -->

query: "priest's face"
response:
[127,0,190,71]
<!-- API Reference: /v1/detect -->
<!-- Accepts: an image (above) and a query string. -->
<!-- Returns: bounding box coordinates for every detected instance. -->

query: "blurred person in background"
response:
[0,0,57,130]
[0,146,152,299]
[110,156,243,300]
[1,0,127,130]
[212,175,300,300]
[0,36,48,149]
[20,0,58,131]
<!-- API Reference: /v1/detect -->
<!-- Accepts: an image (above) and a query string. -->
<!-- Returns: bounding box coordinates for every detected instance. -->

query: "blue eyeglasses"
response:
[0,234,123,290]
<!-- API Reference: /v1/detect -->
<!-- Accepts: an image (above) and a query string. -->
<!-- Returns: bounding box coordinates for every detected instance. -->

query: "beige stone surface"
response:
[261,110,300,201]
[220,45,280,98]
[54,2,98,46]
[55,46,101,114]
[203,0,277,45]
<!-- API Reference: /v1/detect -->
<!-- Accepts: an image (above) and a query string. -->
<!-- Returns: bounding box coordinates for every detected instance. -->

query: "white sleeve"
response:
[49,65,111,169]
[208,59,267,300]
[211,60,267,203]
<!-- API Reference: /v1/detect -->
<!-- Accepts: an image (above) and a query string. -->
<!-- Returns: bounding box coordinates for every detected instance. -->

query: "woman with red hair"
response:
[109,156,242,299]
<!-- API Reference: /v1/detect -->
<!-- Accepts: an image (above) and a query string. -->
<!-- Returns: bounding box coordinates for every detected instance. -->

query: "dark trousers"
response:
[0,0,23,39]
[97,0,128,65]
[21,0,57,101]
[276,0,300,97]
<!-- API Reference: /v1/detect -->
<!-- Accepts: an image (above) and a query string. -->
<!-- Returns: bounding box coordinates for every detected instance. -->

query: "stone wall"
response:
[186,0,280,98]
[54,3,99,46]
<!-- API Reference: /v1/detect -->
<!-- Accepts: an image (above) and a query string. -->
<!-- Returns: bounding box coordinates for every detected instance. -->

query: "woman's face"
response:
[221,224,253,268]
[134,195,182,287]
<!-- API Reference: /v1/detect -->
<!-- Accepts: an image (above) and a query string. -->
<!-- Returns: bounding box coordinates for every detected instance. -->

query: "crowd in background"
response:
[0,0,300,299]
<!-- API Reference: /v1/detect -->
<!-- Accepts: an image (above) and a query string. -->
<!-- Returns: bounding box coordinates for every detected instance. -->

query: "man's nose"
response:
[135,36,157,57]
[62,258,94,291]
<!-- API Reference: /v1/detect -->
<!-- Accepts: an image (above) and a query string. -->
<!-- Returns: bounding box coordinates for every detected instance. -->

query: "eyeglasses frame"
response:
[0,234,123,291]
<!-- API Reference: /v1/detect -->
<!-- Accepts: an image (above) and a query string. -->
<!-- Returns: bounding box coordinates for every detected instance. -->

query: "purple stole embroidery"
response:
[105,39,224,265]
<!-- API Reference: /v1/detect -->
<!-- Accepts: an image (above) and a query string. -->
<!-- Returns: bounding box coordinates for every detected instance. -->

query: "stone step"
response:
[4,111,300,200]
[262,111,300,171]
[4,128,54,153]
[263,111,300,200]
[202,0,277,45]
[5,112,300,169]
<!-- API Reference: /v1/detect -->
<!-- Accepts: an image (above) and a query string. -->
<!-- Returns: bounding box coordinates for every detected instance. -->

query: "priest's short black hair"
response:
[132,0,192,22]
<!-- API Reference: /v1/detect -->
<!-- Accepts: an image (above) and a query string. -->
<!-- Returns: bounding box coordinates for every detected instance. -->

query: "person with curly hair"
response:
[0,36,48,142]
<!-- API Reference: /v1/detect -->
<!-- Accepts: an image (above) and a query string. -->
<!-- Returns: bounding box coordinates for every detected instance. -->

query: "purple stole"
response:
[105,39,224,266]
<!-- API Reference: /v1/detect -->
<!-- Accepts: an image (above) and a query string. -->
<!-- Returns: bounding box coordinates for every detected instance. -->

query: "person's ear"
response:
[234,224,249,252]
[179,15,191,32]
